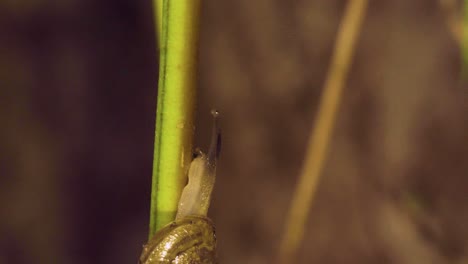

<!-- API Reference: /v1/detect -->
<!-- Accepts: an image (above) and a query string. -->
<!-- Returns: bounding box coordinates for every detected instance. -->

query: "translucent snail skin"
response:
[140,111,221,264]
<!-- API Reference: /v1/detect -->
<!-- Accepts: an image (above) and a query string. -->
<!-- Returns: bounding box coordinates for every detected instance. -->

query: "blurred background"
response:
[1,0,467,263]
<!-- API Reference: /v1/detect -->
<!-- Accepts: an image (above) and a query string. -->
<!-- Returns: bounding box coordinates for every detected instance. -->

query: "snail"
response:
[139,110,221,264]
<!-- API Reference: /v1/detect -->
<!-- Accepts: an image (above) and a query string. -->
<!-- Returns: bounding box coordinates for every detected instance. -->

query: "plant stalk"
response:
[149,0,202,238]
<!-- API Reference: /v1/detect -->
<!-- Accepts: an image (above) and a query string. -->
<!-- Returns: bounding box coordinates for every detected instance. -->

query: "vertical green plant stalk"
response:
[462,0,468,79]
[154,0,163,48]
[149,0,202,238]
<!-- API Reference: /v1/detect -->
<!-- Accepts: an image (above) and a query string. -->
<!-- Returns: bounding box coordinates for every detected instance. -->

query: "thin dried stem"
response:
[278,0,369,262]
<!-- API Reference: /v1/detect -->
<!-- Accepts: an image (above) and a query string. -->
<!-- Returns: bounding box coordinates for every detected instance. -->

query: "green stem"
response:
[149,0,202,238]
[462,0,468,79]
[154,0,163,48]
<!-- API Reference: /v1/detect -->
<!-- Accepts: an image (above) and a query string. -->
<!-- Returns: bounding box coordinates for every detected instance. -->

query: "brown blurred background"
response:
[1,0,467,263]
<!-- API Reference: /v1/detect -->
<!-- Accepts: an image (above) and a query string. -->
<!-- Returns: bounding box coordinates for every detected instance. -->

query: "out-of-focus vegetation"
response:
[0,1,467,264]
[279,1,368,262]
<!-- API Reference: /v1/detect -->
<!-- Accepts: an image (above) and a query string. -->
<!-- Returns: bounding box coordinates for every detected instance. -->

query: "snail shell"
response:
[139,215,216,264]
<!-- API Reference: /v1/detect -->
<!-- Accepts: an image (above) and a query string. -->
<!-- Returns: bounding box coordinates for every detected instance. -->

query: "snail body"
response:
[140,111,221,264]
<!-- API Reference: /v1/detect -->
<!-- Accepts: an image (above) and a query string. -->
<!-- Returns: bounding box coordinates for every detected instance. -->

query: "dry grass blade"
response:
[277,0,369,262]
